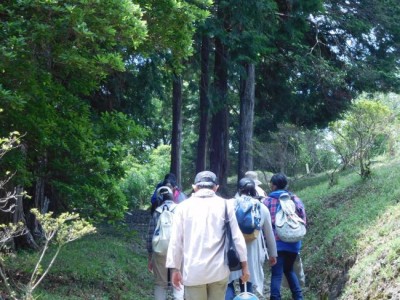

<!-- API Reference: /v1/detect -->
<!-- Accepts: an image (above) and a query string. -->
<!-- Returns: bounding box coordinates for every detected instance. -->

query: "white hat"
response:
[156,186,173,197]
[245,171,262,186]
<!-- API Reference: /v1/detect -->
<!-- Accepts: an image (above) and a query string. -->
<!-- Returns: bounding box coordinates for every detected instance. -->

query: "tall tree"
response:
[196,34,211,174]
[238,63,255,178]
[0,0,211,224]
[209,1,230,192]
[171,74,183,185]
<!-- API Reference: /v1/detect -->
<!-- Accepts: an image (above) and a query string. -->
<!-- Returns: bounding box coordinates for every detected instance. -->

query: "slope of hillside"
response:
[294,158,400,299]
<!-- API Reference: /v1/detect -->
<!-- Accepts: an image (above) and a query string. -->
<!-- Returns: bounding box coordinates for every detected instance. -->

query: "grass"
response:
[3,157,400,299]
[3,226,154,300]
[297,158,400,299]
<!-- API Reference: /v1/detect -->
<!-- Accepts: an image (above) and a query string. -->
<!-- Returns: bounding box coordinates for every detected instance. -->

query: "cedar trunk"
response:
[238,63,255,179]
[170,75,183,186]
[196,35,210,174]
[210,34,229,194]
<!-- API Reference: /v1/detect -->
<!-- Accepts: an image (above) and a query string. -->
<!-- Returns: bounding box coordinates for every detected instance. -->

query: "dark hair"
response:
[238,177,257,197]
[164,173,176,182]
[270,173,288,190]
[163,178,177,188]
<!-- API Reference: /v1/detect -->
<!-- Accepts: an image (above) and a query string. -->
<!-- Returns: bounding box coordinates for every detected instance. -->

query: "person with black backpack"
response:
[147,186,184,300]
[225,177,277,300]
[262,173,307,300]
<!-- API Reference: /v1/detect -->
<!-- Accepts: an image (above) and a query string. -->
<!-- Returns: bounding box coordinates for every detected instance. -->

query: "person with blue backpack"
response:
[263,173,307,300]
[225,177,277,300]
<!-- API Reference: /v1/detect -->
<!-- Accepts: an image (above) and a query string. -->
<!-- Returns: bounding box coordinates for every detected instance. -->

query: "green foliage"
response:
[0,0,150,221]
[0,0,213,222]
[136,0,211,70]
[329,99,392,178]
[0,208,95,300]
[253,124,337,176]
[120,145,171,209]
[31,209,96,245]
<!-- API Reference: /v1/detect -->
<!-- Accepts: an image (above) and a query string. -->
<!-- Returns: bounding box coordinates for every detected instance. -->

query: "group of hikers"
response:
[146,170,307,300]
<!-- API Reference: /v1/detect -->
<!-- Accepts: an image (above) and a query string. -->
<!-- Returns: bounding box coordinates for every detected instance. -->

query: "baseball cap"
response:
[194,171,218,186]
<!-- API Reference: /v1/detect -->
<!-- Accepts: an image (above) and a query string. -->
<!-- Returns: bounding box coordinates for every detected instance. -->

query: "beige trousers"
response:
[152,253,184,300]
[184,277,228,300]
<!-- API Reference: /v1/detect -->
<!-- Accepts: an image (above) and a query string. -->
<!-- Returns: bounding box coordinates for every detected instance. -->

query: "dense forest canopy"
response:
[0,0,399,225]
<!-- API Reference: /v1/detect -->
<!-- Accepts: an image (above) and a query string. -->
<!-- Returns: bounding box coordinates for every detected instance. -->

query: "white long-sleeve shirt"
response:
[166,188,247,286]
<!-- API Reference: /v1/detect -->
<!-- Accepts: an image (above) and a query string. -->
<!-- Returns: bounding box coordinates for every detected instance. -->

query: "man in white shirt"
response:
[166,171,249,300]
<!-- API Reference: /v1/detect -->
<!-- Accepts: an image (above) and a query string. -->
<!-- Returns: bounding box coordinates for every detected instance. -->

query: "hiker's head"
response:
[270,173,288,191]
[163,173,177,188]
[163,178,177,191]
[156,186,173,203]
[193,171,219,191]
[245,171,262,186]
[238,177,257,197]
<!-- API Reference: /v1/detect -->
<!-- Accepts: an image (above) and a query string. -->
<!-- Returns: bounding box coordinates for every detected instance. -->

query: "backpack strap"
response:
[260,230,269,260]
[155,202,177,214]
[278,193,295,214]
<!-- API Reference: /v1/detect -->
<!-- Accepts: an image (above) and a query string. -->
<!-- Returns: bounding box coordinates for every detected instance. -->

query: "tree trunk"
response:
[196,35,210,174]
[238,63,255,179]
[170,74,183,186]
[210,33,229,195]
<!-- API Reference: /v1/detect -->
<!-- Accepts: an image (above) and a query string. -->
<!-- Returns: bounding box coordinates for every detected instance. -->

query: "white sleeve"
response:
[261,204,277,257]
[166,205,183,269]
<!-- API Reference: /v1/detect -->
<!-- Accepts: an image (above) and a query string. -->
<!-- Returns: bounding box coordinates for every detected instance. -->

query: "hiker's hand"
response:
[269,256,277,266]
[240,264,250,283]
[147,260,153,273]
[171,269,183,290]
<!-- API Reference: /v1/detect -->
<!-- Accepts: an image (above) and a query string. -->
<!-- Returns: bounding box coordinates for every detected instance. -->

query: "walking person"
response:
[263,173,307,300]
[225,177,277,300]
[166,171,250,300]
[245,171,267,198]
[147,186,184,300]
[150,173,187,214]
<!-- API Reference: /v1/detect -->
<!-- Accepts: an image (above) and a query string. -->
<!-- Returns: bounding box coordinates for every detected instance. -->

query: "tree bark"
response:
[238,63,255,179]
[210,33,229,195]
[196,35,210,174]
[170,74,183,186]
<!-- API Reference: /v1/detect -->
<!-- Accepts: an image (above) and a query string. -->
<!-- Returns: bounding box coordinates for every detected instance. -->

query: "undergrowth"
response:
[3,226,154,300]
[296,159,400,299]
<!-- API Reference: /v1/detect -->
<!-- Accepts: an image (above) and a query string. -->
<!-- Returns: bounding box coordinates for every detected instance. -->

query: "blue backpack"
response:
[235,195,261,242]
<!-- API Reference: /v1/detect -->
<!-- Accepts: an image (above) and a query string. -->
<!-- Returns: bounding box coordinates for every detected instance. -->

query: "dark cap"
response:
[194,171,218,186]
[238,177,257,197]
